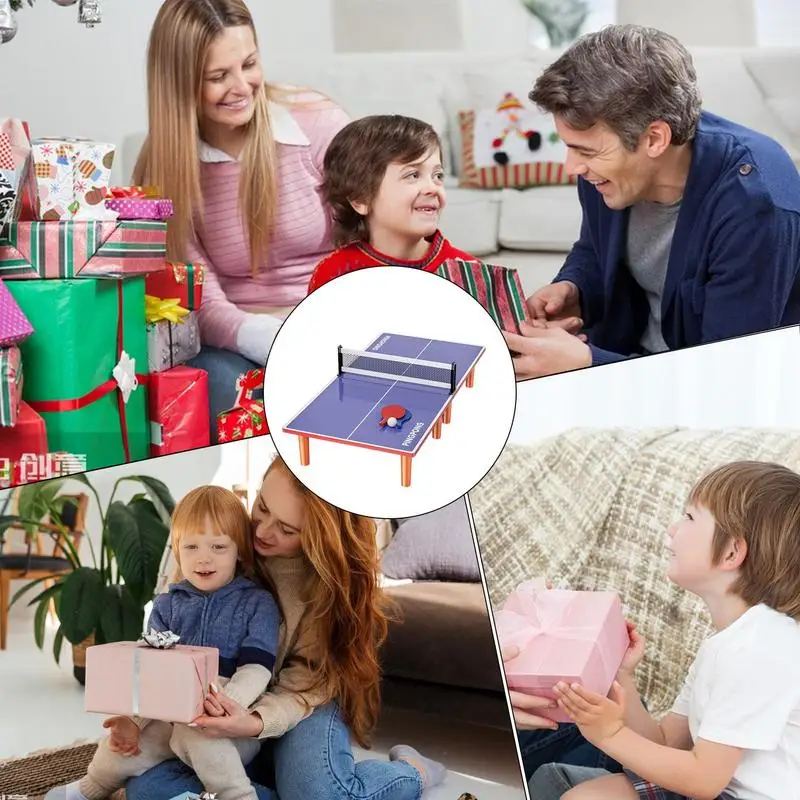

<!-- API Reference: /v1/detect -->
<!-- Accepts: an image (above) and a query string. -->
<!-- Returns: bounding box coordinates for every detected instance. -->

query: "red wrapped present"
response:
[145,262,205,311]
[0,401,48,487]
[0,345,23,427]
[217,368,268,442]
[0,279,34,346]
[149,366,210,456]
[436,258,530,334]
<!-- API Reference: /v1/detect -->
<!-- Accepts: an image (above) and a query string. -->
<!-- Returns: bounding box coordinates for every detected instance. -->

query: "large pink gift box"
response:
[496,581,629,723]
[84,641,219,724]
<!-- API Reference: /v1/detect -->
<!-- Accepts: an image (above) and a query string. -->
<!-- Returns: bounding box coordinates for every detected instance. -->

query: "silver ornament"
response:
[0,0,17,44]
[78,0,101,26]
[51,0,79,6]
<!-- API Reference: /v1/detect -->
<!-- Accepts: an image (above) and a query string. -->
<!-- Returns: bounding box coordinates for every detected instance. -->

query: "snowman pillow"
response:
[458,92,576,189]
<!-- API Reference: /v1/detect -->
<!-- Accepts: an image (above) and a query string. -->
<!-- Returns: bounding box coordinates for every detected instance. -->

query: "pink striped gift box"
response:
[0,219,167,279]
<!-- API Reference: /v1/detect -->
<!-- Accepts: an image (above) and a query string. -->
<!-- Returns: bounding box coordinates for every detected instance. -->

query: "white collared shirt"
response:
[198,99,310,163]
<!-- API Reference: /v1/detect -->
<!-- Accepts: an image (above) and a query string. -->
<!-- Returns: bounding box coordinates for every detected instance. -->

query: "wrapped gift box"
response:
[145,262,205,311]
[0,118,36,224]
[437,258,530,334]
[0,346,23,426]
[0,402,48,487]
[146,314,201,373]
[149,366,210,456]
[28,137,115,221]
[85,641,219,724]
[0,279,34,346]
[496,581,629,723]
[0,173,14,232]
[0,220,167,279]
[217,368,268,442]
[105,197,174,220]
[6,278,149,471]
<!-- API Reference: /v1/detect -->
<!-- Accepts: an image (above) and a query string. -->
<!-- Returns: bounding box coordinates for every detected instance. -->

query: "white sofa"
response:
[120,48,800,293]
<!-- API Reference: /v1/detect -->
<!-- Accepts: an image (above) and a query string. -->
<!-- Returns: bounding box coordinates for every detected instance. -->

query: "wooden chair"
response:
[0,492,89,650]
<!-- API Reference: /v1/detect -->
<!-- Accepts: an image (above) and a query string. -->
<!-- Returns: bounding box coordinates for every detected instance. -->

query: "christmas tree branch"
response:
[10,1,36,11]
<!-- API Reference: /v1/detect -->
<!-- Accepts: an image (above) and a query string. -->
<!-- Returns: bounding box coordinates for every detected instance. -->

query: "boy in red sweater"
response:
[307,114,473,293]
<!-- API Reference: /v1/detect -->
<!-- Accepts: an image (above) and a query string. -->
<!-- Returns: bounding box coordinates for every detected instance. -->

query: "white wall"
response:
[509,326,800,445]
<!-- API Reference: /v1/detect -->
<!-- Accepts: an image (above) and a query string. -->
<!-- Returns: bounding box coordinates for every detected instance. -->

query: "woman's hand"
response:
[502,644,559,731]
[190,689,264,738]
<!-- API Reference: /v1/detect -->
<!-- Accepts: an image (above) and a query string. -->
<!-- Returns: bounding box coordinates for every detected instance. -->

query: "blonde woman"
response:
[134,0,348,436]
[124,457,447,800]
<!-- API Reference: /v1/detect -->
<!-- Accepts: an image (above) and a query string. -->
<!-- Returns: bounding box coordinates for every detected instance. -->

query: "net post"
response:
[337,345,343,375]
[450,362,456,394]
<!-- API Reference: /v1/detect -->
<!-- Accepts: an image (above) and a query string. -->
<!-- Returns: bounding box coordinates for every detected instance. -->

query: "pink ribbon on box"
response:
[105,197,174,220]
[496,582,620,679]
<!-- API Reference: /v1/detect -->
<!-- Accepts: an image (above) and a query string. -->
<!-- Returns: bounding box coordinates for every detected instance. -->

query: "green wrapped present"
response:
[6,278,149,470]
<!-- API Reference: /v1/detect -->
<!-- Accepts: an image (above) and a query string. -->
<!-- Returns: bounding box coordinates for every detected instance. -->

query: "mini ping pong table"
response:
[282,332,485,487]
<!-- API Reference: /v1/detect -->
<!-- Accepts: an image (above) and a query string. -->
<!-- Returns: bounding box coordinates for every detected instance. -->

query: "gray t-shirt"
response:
[625,200,681,354]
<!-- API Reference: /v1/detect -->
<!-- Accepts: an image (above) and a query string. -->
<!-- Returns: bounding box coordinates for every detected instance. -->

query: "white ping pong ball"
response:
[387,417,397,427]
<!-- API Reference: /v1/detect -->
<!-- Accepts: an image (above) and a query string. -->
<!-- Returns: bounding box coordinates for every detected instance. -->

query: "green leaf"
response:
[25,580,63,608]
[125,476,175,520]
[53,625,65,665]
[59,567,104,644]
[108,499,169,605]
[99,585,144,643]
[34,597,50,650]
[9,573,56,608]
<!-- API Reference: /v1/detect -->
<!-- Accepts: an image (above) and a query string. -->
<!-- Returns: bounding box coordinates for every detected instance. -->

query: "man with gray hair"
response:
[504,24,800,378]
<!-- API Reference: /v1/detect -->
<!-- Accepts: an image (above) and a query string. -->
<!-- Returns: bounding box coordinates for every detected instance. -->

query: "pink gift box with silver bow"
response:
[496,581,629,722]
[0,279,34,346]
[85,640,219,724]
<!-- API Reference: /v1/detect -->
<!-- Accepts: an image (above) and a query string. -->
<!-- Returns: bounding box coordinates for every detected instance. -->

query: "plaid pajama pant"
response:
[528,763,735,799]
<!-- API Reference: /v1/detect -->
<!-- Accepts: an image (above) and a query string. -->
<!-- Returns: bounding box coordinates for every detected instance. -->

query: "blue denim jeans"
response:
[186,346,259,443]
[517,724,623,781]
[124,702,423,800]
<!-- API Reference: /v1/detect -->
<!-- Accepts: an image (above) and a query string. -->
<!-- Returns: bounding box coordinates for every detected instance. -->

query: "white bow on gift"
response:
[112,350,138,404]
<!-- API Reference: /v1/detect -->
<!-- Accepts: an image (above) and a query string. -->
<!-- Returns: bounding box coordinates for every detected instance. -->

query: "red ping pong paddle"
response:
[379,404,407,427]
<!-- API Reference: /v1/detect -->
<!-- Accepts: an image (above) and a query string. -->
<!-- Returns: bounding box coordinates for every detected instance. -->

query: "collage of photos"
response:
[1,1,800,799]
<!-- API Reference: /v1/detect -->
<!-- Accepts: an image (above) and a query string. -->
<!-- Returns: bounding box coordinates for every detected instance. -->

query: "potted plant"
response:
[0,472,174,683]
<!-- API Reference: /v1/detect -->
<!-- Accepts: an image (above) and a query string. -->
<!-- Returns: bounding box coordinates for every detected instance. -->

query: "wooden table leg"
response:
[443,402,452,424]
[298,436,310,466]
[432,418,443,439]
[466,367,475,388]
[401,455,412,487]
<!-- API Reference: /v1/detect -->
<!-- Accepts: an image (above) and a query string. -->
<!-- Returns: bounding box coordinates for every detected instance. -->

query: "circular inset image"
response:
[264,267,516,518]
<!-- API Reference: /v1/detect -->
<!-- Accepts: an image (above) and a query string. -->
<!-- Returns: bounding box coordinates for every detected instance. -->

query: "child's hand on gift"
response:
[554,680,627,747]
[618,620,646,675]
[104,716,141,757]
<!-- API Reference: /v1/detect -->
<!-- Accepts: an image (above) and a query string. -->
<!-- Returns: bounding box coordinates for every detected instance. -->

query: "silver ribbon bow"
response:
[139,629,180,649]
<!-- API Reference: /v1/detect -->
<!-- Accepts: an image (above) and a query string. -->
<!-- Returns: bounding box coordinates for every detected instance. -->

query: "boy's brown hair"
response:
[689,460,800,619]
[321,115,442,246]
[170,485,254,582]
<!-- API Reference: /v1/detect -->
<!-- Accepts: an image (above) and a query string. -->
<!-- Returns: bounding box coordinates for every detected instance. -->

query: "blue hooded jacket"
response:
[148,575,280,679]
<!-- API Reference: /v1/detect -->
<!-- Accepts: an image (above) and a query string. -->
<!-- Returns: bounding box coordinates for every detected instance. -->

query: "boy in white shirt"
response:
[529,460,800,800]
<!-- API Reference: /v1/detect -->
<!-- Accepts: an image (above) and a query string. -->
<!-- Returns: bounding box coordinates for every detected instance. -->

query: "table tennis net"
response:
[339,348,456,391]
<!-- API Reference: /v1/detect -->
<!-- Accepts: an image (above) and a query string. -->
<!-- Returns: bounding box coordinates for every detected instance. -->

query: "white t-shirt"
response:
[671,603,800,800]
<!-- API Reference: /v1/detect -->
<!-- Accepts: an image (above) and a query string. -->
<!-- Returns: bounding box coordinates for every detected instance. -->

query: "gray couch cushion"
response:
[382,498,480,582]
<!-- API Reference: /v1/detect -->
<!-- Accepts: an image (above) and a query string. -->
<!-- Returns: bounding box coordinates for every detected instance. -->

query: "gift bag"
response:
[436,258,530,334]
[145,295,201,372]
[217,368,268,442]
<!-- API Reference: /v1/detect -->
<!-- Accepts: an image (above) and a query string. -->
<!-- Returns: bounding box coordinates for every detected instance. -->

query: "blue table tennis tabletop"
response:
[283,333,484,459]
